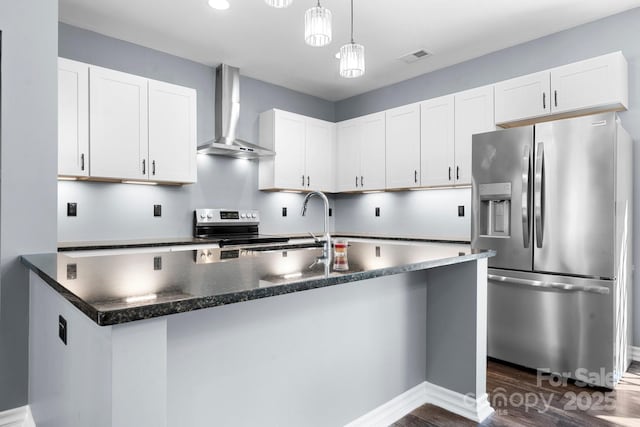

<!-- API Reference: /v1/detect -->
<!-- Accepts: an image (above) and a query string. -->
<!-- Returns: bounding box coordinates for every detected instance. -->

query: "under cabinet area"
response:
[57,58,197,184]
[259,109,334,192]
[335,112,386,192]
[495,51,628,127]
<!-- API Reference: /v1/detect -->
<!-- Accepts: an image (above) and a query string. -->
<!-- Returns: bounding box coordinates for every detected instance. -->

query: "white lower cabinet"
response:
[385,104,421,189]
[57,58,197,184]
[335,112,385,192]
[259,109,334,192]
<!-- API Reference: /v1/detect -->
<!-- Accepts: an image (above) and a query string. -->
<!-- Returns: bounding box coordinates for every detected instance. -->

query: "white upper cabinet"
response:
[454,86,495,185]
[420,95,455,187]
[359,112,386,191]
[495,52,628,127]
[58,58,89,177]
[385,104,421,189]
[148,79,197,183]
[259,109,334,192]
[89,66,149,181]
[550,51,628,115]
[335,112,386,192]
[494,71,550,125]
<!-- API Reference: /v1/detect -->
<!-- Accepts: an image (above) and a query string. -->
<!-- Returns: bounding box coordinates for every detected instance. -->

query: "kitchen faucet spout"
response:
[301,191,331,261]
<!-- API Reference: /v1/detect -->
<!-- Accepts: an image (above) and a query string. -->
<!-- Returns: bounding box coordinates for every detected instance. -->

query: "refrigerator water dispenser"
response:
[479,182,512,238]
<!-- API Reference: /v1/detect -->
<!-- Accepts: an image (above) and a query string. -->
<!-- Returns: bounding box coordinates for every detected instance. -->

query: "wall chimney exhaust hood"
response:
[197,64,275,159]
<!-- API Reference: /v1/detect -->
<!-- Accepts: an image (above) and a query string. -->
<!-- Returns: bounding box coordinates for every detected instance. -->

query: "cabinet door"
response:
[305,118,333,192]
[90,66,149,180]
[273,110,306,190]
[336,119,361,192]
[148,80,197,183]
[494,71,550,125]
[58,58,89,177]
[454,86,495,185]
[420,95,454,187]
[385,104,421,189]
[551,51,628,115]
[360,112,386,191]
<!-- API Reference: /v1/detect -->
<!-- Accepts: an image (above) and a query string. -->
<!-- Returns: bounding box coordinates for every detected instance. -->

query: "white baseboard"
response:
[345,382,494,427]
[632,346,640,362]
[0,405,34,427]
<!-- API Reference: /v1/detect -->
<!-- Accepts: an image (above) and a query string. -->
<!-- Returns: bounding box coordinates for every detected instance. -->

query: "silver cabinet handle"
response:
[307,176,310,187]
[355,176,359,187]
[142,159,146,175]
[488,274,609,295]
[554,90,558,107]
[542,92,546,109]
[360,176,363,187]
[534,142,544,248]
[448,166,452,181]
[302,174,305,186]
[152,160,156,176]
[80,153,85,171]
[414,170,418,183]
[521,145,530,248]
[456,166,460,181]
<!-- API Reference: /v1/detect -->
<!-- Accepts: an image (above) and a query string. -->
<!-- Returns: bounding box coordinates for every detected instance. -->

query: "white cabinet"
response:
[495,51,628,126]
[385,104,421,189]
[148,80,197,183]
[335,112,385,192]
[58,58,89,177]
[454,86,495,185]
[420,95,455,187]
[89,66,149,181]
[259,109,334,192]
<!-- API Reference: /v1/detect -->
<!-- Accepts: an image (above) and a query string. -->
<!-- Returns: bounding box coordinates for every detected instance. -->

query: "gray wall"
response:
[334,8,640,346]
[0,0,58,411]
[58,24,336,242]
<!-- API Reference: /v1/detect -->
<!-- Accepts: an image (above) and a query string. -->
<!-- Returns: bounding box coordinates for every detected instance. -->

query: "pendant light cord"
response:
[350,0,354,43]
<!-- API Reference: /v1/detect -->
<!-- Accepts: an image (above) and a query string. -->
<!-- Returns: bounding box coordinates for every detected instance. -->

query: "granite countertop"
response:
[23,241,493,327]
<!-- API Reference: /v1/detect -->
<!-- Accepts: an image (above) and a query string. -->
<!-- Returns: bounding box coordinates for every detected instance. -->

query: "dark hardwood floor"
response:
[393,360,640,427]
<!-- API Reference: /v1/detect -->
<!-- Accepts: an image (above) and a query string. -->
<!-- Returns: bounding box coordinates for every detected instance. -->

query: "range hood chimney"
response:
[197,64,275,159]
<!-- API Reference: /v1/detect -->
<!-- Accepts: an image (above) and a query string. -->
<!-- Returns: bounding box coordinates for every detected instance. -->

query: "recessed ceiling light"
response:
[208,0,230,10]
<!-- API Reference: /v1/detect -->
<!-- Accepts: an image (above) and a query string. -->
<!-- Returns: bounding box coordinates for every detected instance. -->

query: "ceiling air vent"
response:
[398,49,432,64]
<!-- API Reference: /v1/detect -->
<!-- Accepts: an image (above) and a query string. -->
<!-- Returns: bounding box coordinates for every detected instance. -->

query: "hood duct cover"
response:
[197,64,275,159]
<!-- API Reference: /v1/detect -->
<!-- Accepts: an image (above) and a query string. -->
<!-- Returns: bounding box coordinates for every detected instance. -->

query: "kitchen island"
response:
[22,241,494,427]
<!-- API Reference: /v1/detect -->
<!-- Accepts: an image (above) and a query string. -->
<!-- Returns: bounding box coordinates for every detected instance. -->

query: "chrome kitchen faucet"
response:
[301,191,331,263]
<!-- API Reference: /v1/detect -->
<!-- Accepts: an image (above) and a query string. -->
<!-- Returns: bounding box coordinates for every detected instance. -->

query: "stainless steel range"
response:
[193,209,289,247]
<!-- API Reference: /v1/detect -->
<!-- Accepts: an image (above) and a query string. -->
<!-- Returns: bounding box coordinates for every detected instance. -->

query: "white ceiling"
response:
[59,0,640,101]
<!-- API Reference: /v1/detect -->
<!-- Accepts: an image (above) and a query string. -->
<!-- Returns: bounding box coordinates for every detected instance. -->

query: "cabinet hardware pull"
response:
[448,166,451,181]
[307,176,310,187]
[142,159,146,175]
[355,176,359,187]
[152,160,156,176]
[456,166,460,180]
[414,170,418,183]
[80,153,85,171]
[302,174,305,186]
[554,90,558,107]
[542,92,546,109]
[360,176,364,187]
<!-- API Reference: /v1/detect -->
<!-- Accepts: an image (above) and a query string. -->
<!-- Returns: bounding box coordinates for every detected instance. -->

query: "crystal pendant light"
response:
[304,1,332,47]
[265,0,293,8]
[339,0,365,78]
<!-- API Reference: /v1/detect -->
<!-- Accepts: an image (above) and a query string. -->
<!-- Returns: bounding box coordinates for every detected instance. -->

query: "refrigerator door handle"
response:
[488,274,609,295]
[521,145,531,248]
[534,142,544,248]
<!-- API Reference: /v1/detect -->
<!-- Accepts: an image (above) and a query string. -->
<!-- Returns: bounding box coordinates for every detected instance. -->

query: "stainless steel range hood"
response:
[197,64,275,159]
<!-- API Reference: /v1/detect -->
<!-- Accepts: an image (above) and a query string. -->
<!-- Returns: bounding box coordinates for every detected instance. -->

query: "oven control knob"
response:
[200,252,206,260]
[200,213,206,219]
[206,214,213,219]
[251,213,257,218]
[241,213,246,218]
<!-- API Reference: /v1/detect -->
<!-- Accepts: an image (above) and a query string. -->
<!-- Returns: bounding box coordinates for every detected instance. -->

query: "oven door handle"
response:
[488,274,609,295]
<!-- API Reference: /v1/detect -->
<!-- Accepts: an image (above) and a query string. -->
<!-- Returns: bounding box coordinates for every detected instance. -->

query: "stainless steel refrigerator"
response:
[471,112,632,387]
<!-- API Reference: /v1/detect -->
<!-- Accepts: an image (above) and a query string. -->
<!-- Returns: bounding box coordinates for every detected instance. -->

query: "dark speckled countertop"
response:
[23,241,493,327]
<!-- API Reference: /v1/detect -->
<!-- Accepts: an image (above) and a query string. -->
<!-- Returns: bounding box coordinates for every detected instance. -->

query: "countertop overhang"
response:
[22,241,493,326]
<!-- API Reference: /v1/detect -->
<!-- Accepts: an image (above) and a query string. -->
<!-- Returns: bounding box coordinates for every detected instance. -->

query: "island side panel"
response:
[166,271,429,427]
[29,272,113,427]
[425,259,488,397]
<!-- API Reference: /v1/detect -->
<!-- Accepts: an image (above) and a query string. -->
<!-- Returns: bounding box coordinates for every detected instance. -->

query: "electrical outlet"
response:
[66,263,77,280]
[154,204,162,217]
[154,256,163,271]
[458,206,465,217]
[59,315,67,345]
[67,202,77,217]
[375,207,380,217]
[329,208,333,217]
[282,207,287,217]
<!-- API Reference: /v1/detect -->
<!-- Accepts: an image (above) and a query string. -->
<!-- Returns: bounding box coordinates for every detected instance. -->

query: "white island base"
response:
[28,258,492,426]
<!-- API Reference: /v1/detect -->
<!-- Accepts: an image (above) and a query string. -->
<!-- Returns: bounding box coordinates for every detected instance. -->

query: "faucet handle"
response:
[308,231,321,243]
